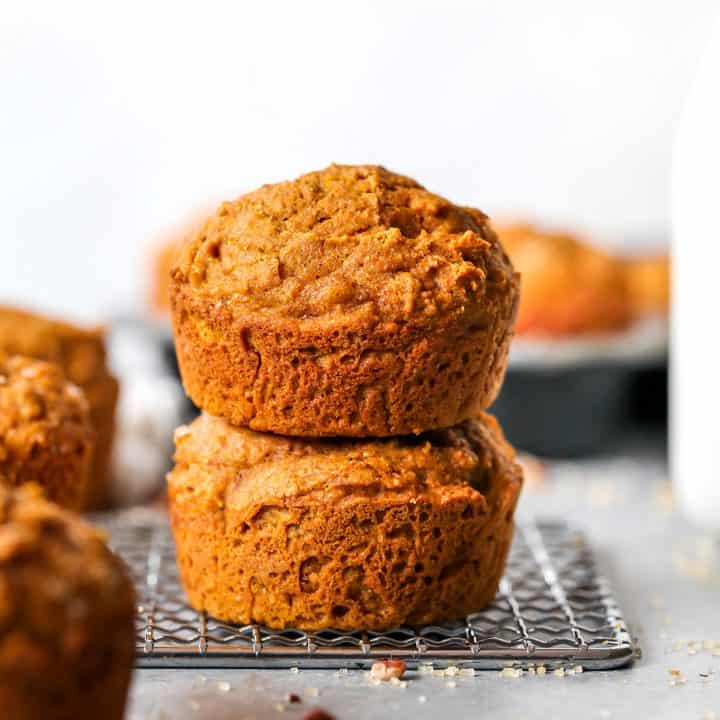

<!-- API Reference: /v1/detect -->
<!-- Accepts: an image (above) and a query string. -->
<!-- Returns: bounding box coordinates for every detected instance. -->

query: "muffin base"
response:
[171,286,517,437]
[168,412,523,630]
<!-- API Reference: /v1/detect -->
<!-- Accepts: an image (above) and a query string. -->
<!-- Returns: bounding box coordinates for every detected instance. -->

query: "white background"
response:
[1,0,716,321]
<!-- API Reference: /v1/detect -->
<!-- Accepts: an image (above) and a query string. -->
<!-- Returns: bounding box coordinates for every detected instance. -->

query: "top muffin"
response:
[171,165,519,437]
[178,164,513,322]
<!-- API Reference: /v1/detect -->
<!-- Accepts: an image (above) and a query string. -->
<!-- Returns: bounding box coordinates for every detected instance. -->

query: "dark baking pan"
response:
[491,321,668,457]
[491,363,632,457]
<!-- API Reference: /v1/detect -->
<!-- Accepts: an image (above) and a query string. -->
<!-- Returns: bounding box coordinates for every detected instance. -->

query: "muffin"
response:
[170,164,519,437]
[149,215,204,317]
[168,411,522,630]
[0,306,119,508]
[497,223,632,337]
[624,253,670,317]
[152,238,183,316]
[0,355,94,511]
[0,484,135,720]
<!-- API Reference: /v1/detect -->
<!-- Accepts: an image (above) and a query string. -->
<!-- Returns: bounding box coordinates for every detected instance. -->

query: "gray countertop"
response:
[127,441,720,720]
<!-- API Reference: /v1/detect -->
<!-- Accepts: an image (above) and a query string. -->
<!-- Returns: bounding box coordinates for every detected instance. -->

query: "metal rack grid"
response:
[100,511,634,670]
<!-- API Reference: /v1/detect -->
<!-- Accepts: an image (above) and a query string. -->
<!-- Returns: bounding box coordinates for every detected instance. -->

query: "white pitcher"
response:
[672,15,720,530]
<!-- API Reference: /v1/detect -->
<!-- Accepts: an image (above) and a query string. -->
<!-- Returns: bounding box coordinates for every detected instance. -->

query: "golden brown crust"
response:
[0,307,119,508]
[0,485,135,720]
[168,411,523,630]
[171,165,519,436]
[497,222,633,337]
[0,355,94,511]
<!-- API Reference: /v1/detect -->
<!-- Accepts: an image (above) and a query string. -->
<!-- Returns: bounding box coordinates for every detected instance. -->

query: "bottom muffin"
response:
[168,412,523,630]
[0,484,135,720]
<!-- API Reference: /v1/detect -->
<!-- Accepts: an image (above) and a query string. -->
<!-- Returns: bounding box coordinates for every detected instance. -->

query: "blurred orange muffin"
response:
[0,484,135,720]
[0,307,118,509]
[151,238,183,316]
[171,165,519,437]
[168,411,522,630]
[149,213,207,317]
[0,355,94,511]
[624,253,670,317]
[496,223,633,337]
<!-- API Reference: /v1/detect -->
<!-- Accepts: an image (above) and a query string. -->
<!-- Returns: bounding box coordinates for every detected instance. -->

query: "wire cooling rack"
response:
[98,510,634,670]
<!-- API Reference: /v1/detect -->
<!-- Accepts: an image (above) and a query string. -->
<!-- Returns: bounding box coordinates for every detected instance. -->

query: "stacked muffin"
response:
[167,165,523,630]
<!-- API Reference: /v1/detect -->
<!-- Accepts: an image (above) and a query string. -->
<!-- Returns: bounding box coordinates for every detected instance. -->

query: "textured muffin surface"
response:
[171,165,519,436]
[0,484,135,720]
[498,223,632,337]
[0,306,119,508]
[0,355,94,510]
[176,164,513,322]
[168,411,522,630]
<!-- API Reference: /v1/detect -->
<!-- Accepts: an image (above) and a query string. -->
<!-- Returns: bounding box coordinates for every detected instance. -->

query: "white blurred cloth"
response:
[108,320,187,506]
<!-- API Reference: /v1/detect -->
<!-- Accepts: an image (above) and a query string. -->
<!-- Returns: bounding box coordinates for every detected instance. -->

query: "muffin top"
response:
[172,411,521,511]
[173,165,516,324]
[0,484,134,672]
[0,306,109,387]
[0,355,92,478]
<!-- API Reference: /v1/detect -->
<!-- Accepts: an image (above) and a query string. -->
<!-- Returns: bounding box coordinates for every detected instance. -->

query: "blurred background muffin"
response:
[490,221,669,457]
[0,307,118,509]
[0,484,135,720]
[148,212,207,320]
[624,252,671,318]
[496,223,634,337]
[0,355,94,511]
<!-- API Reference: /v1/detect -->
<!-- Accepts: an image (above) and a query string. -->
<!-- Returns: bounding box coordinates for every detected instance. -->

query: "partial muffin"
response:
[497,223,632,337]
[0,484,135,720]
[0,355,94,511]
[151,238,183,316]
[0,306,119,508]
[624,252,670,317]
[149,215,204,317]
[168,411,523,630]
[171,164,519,437]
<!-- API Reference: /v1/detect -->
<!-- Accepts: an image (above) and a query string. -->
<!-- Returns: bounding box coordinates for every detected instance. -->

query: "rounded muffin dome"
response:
[174,164,515,323]
[170,165,519,437]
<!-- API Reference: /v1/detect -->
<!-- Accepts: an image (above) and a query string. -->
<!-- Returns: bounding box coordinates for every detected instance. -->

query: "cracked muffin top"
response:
[173,164,516,324]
